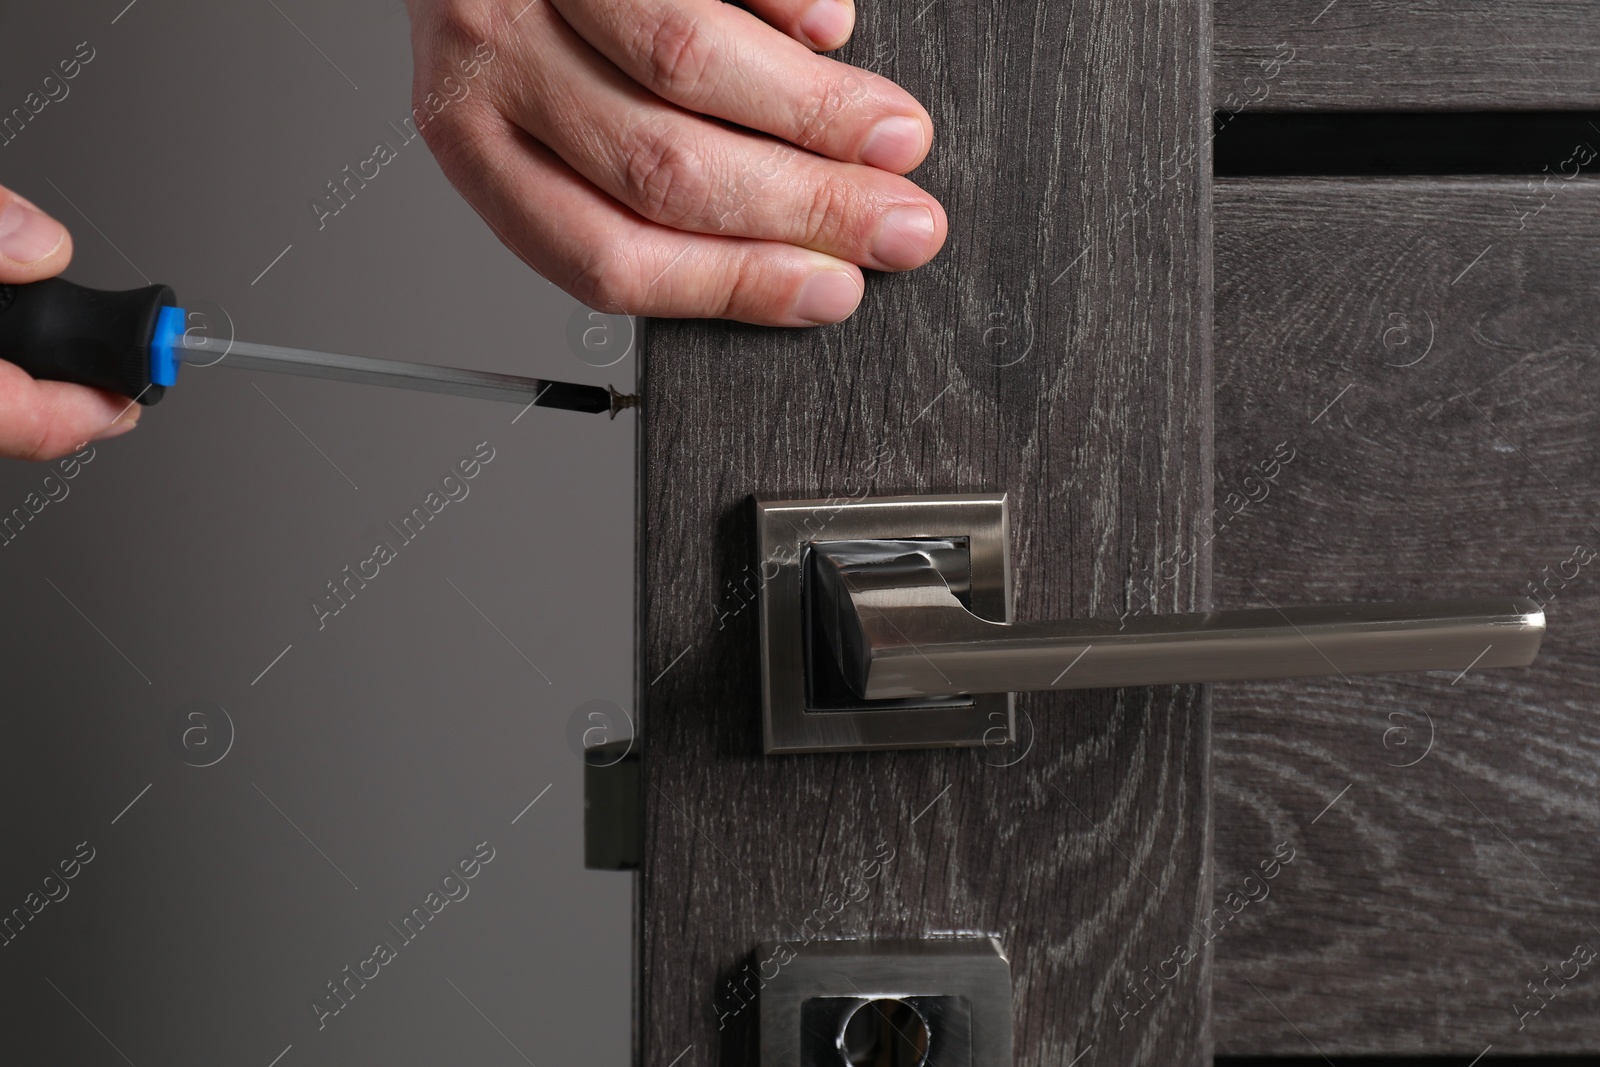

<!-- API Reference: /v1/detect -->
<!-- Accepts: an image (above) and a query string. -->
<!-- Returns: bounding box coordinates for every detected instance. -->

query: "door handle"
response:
[754,493,1546,753]
[810,539,1545,700]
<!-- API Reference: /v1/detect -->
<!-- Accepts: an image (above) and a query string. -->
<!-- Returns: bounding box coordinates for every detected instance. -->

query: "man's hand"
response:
[0,186,140,462]
[406,0,945,325]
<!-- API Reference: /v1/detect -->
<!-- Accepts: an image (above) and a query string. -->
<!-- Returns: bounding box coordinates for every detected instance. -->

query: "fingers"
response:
[740,0,856,51]
[409,0,945,323]
[0,360,138,462]
[544,0,930,172]
[0,184,112,462]
[423,112,864,325]
[0,188,72,283]
[489,4,946,272]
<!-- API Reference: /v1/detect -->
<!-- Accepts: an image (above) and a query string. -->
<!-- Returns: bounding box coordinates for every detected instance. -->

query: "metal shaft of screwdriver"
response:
[173,332,628,415]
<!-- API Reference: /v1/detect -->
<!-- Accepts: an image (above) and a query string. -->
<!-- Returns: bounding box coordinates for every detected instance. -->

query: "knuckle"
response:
[413,0,497,57]
[412,107,501,201]
[413,104,476,174]
[792,78,853,150]
[20,416,60,464]
[619,124,712,227]
[637,8,721,103]
[800,174,857,247]
[407,3,500,141]
[716,257,763,319]
[568,245,642,314]
[413,100,460,155]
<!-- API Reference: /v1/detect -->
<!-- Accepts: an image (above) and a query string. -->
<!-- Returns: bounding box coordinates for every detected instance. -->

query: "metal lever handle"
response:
[810,540,1546,700]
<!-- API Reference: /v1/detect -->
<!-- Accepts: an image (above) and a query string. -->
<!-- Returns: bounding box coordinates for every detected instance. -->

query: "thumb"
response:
[0,187,73,282]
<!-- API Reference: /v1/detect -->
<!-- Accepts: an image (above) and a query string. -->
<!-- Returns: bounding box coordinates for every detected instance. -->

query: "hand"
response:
[0,187,140,462]
[405,0,946,325]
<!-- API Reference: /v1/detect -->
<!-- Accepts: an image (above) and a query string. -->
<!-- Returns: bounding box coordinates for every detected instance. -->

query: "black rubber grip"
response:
[535,379,614,414]
[0,278,174,405]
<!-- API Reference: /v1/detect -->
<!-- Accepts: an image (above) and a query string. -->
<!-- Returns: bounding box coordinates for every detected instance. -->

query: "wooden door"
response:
[637,0,1215,1064]
[1210,2,1600,1057]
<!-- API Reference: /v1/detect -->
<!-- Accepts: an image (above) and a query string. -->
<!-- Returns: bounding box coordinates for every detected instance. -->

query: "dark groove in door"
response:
[1213,112,1600,175]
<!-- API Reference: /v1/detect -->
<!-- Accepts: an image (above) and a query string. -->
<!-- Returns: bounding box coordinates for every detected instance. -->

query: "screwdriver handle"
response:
[0,278,179,405]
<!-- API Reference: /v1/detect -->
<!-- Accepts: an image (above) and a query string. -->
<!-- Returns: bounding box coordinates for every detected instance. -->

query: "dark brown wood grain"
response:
[1215,0,1600,110]
[637,0,1214,1063]
[1211,177,1600,1055]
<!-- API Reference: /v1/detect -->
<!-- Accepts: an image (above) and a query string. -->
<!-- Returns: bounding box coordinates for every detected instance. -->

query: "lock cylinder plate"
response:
[757,938,1013,1067]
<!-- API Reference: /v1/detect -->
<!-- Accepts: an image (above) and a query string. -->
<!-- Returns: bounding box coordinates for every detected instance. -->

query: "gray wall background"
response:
[0,1,634,1064]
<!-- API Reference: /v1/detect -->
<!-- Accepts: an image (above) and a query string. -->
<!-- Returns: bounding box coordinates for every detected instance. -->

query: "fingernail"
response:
[798,0,853,48]
[860,116,925,171]
[870,206,937,270]
[792,269,862,324]
[91,416,138,442]
[0,200,66,264]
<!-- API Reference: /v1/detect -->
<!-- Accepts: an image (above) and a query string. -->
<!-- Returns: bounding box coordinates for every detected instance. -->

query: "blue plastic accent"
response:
[149,305,185,387]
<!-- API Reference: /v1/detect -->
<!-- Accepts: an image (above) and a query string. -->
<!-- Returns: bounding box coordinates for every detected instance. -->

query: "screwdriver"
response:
[0,279,639,418]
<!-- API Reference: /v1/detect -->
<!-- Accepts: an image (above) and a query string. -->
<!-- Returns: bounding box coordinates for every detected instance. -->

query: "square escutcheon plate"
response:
[754,493,1014,754]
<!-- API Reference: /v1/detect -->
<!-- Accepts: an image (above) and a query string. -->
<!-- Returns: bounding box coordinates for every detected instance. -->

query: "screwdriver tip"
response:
[608,386,640,419]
